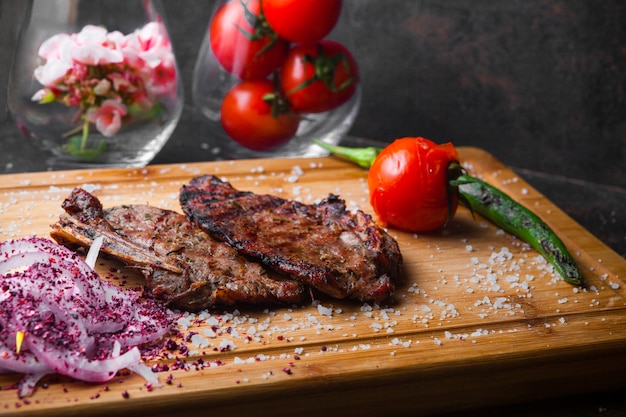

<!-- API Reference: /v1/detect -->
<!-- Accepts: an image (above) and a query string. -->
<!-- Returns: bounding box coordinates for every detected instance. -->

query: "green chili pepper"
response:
[315,140,584,286]
[452,173,583,285]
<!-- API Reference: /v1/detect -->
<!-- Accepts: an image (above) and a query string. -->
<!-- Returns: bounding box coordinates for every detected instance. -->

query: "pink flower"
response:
[32,22,178,144]
[37,32,71,60]
[93,79,112,96]
[64,87,83,107]
[108,71,154,110]
[121,22,177,96]
[31,89,47,102]
[86,100,128,137]
[148,60,178,96]
[70,25,124,65]
[34,35,74,86]
[124,22,170,63]
[33,59,71,86]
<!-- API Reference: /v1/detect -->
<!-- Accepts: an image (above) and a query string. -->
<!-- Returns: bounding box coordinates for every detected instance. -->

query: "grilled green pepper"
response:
[315,140,584,286]
[452,173,583,285]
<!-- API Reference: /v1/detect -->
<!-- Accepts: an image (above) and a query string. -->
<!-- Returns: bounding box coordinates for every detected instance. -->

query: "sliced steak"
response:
[50,188,305,311]
[179,175,402,303]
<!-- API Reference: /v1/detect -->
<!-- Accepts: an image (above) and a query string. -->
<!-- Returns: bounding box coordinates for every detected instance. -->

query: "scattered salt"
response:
[219,339,237,352]
[317,304,333,317]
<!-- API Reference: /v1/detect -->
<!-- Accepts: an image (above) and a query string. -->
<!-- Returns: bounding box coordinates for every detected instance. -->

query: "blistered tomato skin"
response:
[210,0,287,80]
[367,137,460,233]
[262,0,343,44]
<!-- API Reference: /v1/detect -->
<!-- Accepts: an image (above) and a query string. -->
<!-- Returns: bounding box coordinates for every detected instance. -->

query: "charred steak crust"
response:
[51,188,305,311]
[179,175,402,302]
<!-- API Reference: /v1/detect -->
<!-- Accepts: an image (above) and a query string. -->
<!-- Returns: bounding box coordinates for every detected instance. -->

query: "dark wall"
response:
[346,0,626,188]
[1,0,625,188]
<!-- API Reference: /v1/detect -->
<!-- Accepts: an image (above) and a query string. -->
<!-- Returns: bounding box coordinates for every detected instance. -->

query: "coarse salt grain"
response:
[177,315,193,330]
[219,339,236,352]
[205,316,220,327]
[307,314,320,325]
[370,323,383,331]
[317,304,333,317]
[190,333,209,349]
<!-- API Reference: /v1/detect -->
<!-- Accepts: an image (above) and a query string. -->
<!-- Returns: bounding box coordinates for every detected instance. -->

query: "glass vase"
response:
[7,0,183,169]
[191,0,361,160]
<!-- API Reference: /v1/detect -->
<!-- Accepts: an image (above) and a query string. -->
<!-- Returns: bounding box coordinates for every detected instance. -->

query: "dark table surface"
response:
[0,113,625,417]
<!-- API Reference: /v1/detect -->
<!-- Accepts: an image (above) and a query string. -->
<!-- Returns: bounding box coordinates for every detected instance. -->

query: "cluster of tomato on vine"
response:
[209,0,359,151]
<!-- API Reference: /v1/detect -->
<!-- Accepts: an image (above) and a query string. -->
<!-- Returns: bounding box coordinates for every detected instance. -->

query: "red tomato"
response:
[220,80,300,151]
[262,0,342,44]
[280,40,359,113]
[367,137,460,233]
[210,0,288,80]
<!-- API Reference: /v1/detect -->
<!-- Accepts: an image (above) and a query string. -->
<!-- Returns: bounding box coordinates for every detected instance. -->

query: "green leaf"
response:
[63,136,107,160]
[127,102,167,123]
[38,89,57,104]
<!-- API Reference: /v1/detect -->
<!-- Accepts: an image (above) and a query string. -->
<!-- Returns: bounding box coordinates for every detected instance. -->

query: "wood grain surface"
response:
[0,147,624,417]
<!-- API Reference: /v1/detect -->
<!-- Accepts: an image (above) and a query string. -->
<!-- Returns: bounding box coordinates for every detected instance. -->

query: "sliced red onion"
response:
[0,237,175,397]
[0,350,53,376]
[127,361,161,387]
[85,235,104,269]
[27,339,142,383]
[17,372,48,398]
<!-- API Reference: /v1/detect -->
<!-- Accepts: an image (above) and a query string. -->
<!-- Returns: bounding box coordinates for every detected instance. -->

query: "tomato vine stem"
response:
[287,45,356,96]
[236,0,280,57]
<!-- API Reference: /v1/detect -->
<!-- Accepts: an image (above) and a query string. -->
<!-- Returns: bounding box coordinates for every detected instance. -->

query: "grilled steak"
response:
[180,175,402,303]
[50,188,305,311]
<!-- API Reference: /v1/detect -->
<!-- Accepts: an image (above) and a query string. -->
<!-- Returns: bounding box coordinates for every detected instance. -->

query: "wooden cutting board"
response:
[0,147,624,417]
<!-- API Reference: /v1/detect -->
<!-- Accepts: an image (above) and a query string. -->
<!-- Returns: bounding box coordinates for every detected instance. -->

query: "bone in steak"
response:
[179,175,402,302]
[50,188,305,311]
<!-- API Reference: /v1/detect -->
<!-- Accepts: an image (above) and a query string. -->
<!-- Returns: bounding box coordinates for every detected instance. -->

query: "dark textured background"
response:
[2,1,623,186]
[348,1,625,188]
[0,2,625,414]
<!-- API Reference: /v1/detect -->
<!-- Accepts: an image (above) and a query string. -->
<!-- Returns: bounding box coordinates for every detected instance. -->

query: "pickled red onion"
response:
[0,236,175,397]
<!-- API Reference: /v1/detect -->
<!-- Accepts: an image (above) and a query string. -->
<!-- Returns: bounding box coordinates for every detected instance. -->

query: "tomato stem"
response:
[262,77,297,119]
[236,0,280,57]
[313,140,380,168]
[445,162,464,227]
[287,45,356,96]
